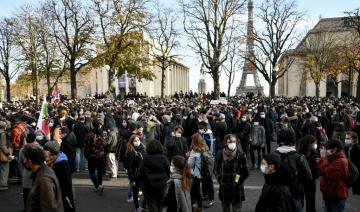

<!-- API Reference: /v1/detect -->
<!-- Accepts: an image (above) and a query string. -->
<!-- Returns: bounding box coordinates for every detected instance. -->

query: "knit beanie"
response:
[43,141,60,155]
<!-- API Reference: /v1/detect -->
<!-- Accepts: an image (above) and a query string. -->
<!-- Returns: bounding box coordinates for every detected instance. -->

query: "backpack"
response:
[115,136,128,163]
[275,151,303,199]
[200,151,214,178]
[346,160,359,187]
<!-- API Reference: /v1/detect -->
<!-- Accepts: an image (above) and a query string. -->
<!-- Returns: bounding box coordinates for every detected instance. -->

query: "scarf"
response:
[223,148,237,161]
[167,173,192,212]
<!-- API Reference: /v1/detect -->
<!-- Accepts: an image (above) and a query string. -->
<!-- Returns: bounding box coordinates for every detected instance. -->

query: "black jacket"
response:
[234,121,251,144]
[126,144,145,183]
[350,143,360,195]
[139,153,170,197]
[214,149,249,202]
[255,168,295,212]
[60,132,77,173]
[164,136,188,161]
[73,122,89,148]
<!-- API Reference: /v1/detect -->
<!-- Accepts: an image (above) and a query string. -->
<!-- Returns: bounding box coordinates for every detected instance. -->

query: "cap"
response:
[43,141,60,155]
[325,139,343,150]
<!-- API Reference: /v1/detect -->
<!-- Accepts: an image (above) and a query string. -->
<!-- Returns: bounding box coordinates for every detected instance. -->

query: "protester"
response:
[163,155,192,212]
[60,126,77,173]
[44,141,75,212]
[10,114,28,180]
[250,121,266,169]
[139,140,169,212]
[0,120,11,191]
[318,139,349,212]
[164,126,188,161]
[22,144,64,212]
[214,134,249,212]
[103,125,118,178]
[73,116,89,171]
[255,153,295,212]
[346,131,360,195]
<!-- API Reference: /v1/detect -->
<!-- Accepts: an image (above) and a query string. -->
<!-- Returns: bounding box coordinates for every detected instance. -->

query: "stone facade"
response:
[278,17,358,97]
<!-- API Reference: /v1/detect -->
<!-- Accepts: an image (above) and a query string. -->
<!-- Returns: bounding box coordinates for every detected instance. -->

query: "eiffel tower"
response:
[236,0,263,95]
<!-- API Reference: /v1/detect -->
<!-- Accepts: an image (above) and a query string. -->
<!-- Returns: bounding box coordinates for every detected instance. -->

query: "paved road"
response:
[0,168,359,212]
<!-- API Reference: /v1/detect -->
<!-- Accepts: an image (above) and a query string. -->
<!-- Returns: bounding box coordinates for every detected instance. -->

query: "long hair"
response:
[126,134,139,154]
[190,133,208,153]
[172,155,192,191]
[298,135,317,155]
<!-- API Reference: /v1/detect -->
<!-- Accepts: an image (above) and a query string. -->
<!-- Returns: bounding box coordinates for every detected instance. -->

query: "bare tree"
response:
[181,0,246,99]
[45,0,95,99]
[250,0,304,97]
[0,18,20,102]
[91,0,150,94]
[303,32,338,97]
[13,5,43,101]
[222,41,242,98]
[151,3,179,99]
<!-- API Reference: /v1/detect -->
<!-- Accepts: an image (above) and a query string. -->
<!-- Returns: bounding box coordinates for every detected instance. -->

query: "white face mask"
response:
[326,149,335,156]
[227,143,236,151]
[199,129,205,134]
[36,135,44,141]
[175,132,182,138]
[313,144,318,150]
[170,166,176,173]
[254,122,259,126]
[241,118,246,122]
[133,140,141,147]
[345,139,352,146]
[260,164,267,174]
[260,115,265,119]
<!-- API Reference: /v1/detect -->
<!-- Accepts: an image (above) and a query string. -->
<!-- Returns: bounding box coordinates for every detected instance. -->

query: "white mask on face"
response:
[260,115,266,119]
[241,118,246,122]
[227,143,236,151]
[199,129,205,134]
[345,139,352,146]
[313,144,318,150]
[260,164,267,174]
[133,140,141,147]
[170,166,176,173]
[254,122,259,126]
[175,132,182,138]
[36,135,44,141]
[326,149,335,156]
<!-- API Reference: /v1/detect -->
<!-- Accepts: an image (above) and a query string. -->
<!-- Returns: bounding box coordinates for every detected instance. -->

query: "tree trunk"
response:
[5,78,10,102]
[160,67,166,99]
[270,82,276,97]
[213,69,220,99]
[315,82,320,98]
[334,82,338,97]
[349,69,353,96]
[356,74,360,103]
[46,68,51,97]
[70,61,77,99]
[227,72,232,99]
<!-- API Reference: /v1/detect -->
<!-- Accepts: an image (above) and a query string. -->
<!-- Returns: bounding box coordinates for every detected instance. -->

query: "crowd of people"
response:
[0,94,359,212]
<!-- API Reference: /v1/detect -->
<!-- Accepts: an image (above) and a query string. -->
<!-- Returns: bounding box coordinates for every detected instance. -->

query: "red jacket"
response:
[318,150,349,200]
[10,123,27,150]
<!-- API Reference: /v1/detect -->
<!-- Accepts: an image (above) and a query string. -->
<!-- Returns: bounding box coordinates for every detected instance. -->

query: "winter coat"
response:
[163,172,192,212]
[0,129,11,158]
[318,150,349,200]
[250,126,266,147]
[214,149,249,202]
[126,144,145,183]
[53,152,75,212]
[188,150,202,179]
[350,143,360,195]
[139,153,170,198]
[258,117,274,140]
[84,132,105,159]
[210,120,227,149]
[200,130,216,157]
[255,167,295,212]
[60,132,77,173]
[103,130,118,153]
[234,121,251,145]
[26,164,64,212]
[164,136,188,161]
[73,122,89,148]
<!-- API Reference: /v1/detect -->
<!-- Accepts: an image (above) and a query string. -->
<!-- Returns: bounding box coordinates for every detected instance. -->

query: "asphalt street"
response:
[0,166,359,212]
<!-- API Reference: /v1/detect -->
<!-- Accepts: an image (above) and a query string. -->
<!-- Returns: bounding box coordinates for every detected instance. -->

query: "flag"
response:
[52,83,61,104]
[37,97,51,140]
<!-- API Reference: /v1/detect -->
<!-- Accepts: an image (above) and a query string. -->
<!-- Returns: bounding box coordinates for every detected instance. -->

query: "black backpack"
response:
[115,136,128,163]
[346,160,359,187]
[200,151,214,178]
[276,151,303,199]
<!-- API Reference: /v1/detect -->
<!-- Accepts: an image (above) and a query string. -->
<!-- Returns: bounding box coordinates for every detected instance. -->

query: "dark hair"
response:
[173,125,184,133]
[26,133,37,143]
[60,126,70,134]
[198,121,207,128]
[172,155,192,191]
[298,135,317,155]
[277,129,296,146]
[223,134,238,145]
[347,131,358,143]
[263,153,281,171]
[22,144,45,165]
[146,140,164,155]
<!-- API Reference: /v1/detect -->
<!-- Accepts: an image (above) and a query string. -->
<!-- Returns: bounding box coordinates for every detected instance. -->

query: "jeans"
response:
[221,201,242,212]
[75,147,88,170]
[294,198,303,212]
[128,183,133,199]
[324,199,346,212]
[0,161,9,187]
[191,177,202,208]
[88,157,103,188]
[23,187,30,209]
[106,153,118,177]
[10,149,22,179]
[250,145,264,166]
[202,175,214,201]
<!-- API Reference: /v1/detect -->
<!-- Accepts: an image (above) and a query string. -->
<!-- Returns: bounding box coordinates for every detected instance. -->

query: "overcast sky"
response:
[1,0,359,95]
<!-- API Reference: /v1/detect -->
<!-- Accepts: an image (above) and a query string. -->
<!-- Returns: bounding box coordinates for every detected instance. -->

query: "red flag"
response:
[52,83,61,104]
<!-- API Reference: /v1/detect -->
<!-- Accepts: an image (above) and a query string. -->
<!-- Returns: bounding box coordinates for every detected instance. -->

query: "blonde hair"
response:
[190,133,209,153]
